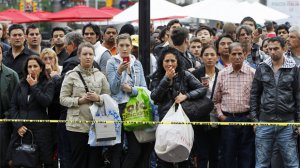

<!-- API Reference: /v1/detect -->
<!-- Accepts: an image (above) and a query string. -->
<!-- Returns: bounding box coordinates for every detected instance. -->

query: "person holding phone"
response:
[9,56,55,167]
[106,33,149,168]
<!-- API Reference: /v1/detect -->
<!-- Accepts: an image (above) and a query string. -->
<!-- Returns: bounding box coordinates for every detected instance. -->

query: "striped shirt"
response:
[213,63,255,116]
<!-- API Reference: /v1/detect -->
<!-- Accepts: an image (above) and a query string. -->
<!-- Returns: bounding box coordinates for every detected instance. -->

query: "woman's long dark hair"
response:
[22,55,47,83]
[156,47,183,80]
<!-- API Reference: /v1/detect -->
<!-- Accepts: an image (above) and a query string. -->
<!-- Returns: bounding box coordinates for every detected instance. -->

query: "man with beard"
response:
[250,36,300,168]
[215,34,234,70]
[102,25,118,55]
[25,24,42,54]
[51,27,68,66]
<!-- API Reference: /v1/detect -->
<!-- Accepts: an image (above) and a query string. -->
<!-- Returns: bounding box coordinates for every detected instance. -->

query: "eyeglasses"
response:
[43,57,53,61]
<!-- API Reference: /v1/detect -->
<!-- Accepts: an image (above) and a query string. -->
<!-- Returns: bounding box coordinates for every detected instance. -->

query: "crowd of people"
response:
[0,16,300,168]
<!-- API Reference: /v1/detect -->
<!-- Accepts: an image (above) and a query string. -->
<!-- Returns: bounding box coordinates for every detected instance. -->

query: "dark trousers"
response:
[57,113,71,168]
[220,116,255,168]
[194,125,219,168]
[157,158,190,168]
[0,123,12,168]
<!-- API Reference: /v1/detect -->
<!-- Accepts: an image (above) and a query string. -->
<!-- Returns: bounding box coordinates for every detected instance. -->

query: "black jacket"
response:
[250,57,300,122]
[10,77,55,129]
[151,70,207,119]
[192,66,219,99]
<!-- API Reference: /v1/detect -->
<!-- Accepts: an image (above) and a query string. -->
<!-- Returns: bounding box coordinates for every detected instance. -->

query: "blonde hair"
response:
[40,48,60,72]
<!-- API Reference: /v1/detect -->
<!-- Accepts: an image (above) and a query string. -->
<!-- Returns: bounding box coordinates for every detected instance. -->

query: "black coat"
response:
[10,77,55,129]
[250,62,300,122]
[151,70,207,119]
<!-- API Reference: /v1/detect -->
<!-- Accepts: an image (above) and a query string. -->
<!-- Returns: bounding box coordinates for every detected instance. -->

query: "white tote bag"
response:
[155,103,194,163]
[89,94,122,146]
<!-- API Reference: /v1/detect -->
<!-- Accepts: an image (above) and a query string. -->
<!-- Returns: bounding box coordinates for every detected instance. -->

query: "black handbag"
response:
[12,129,39,168]
[179,74,214,121]
[181,97,214,121]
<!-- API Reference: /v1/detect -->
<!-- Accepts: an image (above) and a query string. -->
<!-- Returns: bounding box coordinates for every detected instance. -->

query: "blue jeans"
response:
[255,125,299,168]
[220,116,255,168]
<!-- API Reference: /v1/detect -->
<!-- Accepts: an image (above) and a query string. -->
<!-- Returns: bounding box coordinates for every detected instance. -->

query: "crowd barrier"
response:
[1,119,300,126]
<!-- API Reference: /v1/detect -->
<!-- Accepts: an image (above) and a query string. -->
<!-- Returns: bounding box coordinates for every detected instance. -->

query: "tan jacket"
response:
[60,65,111,133]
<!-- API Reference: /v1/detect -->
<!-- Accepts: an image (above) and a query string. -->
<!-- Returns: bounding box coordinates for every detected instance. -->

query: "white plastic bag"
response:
[155,103,194,163]
[89,94,122,146]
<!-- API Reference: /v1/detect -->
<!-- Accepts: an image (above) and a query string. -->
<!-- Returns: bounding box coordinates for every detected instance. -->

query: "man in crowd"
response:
[286,26,300,65]
[25,24,42,54]
[102,25,118,55]
[275,24,289,41]
[51,27,68,66]
[215,34,234,70]
[250,36,300,168]
[82,23,111,74]
[3,24,37,79]
[171,27,196,71]
[195,25,214,46]
[213,42,255,168]
[189,37,202,67]
[0,43,19,168]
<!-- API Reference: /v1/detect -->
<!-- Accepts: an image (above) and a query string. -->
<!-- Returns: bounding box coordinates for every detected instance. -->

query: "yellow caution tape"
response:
[0,119,300,126]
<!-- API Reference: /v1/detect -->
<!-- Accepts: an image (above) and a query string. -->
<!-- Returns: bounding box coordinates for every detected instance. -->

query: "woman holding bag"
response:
[60,42,110,168]
[106,33,152,168]
[9,56,55,168]
[151,47,207,168]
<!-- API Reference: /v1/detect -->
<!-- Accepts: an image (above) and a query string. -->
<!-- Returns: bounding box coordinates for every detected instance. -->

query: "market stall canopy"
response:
[99,7,123,16]
[48,5,113,22]
[27,10,53,21]
[183,0,289,24]
[0,9,46,23]
[111,0,185,22]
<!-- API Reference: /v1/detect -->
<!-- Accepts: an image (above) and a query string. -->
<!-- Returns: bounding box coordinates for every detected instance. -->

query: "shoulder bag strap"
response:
[76,71,89,93]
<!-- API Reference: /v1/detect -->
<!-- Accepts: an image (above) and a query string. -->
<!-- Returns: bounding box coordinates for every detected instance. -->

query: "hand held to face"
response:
[166,67,176,80]
[26,74,38,86]
[45,64,52,73]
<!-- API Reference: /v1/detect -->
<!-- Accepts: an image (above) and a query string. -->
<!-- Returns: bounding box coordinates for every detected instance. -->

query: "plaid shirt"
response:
[213,63,255,116]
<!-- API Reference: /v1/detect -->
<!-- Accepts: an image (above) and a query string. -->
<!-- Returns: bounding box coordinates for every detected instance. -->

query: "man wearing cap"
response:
[131,34,139,59]
[213,42,255,168]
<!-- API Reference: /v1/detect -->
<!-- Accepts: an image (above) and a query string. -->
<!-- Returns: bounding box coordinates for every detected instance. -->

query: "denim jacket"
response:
[106,54,147,104]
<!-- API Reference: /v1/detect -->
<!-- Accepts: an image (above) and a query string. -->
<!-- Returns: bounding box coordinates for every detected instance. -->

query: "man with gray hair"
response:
[62,32,100,76]
[286,26,300,65]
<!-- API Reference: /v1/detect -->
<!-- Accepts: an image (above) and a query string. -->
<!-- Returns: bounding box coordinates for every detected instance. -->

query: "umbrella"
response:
[111,0,185,22]
[99,7,122,16]
[0,9,45,23]
[27,10,53,21]
[48,5,113,22]
[183,0,289,24]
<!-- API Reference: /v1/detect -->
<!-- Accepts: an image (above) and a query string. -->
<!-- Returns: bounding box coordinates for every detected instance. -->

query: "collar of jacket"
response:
[263,55,296,69]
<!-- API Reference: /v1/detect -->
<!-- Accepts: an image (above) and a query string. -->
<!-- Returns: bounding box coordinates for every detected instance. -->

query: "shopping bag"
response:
[123,87,153,131]
[89,94,122,146]
[155,103,194,163]
[94,114,116,141]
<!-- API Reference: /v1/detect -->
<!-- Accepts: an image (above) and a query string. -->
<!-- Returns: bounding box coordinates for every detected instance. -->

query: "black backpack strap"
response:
[76,71,89,93]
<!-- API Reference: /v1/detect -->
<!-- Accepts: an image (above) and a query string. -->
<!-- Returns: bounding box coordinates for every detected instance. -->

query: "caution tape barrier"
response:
[0,119,300,126]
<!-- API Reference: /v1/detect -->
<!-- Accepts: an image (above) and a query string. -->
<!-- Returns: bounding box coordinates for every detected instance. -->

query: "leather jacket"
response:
[151,70,207,119]
[250,57,300,122]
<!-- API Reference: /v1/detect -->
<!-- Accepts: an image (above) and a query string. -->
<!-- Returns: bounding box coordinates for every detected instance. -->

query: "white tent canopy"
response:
[112,0,184,22]
[183,0,289,24]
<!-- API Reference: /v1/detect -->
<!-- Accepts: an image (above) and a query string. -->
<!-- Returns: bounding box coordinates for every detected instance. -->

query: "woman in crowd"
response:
[10,56,55,167]
[40,48,62,165]
[260,38,269,55]
[60,42,110,168]
[151,47,207,168]
[106,33,151,168]
[192,45,220,168]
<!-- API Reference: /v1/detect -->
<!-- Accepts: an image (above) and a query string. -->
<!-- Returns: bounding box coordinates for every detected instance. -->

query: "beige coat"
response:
[60,65,111,133]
